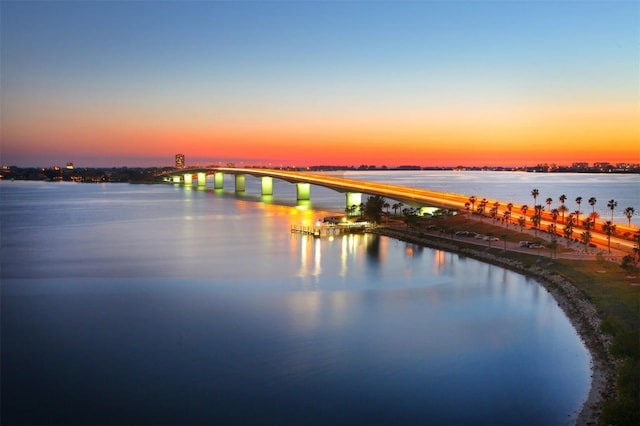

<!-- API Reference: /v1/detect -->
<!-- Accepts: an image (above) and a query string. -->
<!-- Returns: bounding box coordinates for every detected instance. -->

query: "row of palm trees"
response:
[345,201,409,217]
[465,190,634,228]
[464,189,635,253]
[530,189,635,226]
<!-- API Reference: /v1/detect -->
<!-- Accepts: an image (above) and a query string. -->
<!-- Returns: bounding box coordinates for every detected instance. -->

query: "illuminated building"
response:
[175,154,185,169]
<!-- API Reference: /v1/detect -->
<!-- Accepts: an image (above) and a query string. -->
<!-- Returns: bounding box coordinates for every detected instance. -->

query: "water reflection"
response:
[293,233,389,284]
[314,238,322,281]
[0,183,592,426]
[365,234,381,262]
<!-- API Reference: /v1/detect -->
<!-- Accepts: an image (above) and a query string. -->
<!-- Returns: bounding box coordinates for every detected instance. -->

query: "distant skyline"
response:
[1,1,638,167]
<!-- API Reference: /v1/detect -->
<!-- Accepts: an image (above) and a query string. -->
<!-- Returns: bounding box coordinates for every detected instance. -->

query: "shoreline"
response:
[369,225,616,426]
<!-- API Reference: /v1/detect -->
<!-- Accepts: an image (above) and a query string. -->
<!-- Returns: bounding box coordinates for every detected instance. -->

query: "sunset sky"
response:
[1,1,638,167]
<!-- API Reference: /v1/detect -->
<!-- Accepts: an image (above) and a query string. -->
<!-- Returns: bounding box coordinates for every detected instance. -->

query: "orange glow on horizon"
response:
[2,99,637,167]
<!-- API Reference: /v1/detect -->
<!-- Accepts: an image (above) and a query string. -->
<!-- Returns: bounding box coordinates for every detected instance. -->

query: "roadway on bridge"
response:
[168,167,637,254]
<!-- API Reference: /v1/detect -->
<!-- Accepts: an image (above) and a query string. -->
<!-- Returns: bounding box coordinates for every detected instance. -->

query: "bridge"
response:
[160,167,470,212]
[160,167,636,254]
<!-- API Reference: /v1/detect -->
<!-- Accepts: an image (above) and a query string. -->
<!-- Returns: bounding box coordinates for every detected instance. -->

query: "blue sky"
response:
[1,0,638,166]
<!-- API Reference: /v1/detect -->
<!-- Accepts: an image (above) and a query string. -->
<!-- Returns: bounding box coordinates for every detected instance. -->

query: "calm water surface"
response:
[2,180,592,425]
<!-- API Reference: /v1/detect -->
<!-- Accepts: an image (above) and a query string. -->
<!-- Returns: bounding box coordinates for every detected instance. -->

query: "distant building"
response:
[66,162,74,170]
[593,162,612,171]
[175,154,185,169]
[571,162,589,170]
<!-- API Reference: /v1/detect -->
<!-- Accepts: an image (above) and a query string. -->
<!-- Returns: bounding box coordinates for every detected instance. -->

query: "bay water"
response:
[0,172,616,425]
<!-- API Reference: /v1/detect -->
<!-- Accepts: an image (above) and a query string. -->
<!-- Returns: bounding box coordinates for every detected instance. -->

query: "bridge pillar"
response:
[296,183,310,201]
[346,192,362,210]
[214,172,224,189]
[183,174,193,185]
[197,173,207,186]
[172,175,181,183]
[235,174,246,193]
[261,176,273,196]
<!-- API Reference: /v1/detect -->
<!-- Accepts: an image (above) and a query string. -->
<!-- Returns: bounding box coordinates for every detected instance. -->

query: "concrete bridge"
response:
[160,167,469,212]
[160,167,636,253]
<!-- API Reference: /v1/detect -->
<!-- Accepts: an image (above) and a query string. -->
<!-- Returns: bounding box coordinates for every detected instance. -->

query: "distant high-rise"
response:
[175,154,185,169]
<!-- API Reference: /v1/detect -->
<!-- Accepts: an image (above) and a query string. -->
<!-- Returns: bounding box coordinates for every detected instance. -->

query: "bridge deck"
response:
[160,167,635,252]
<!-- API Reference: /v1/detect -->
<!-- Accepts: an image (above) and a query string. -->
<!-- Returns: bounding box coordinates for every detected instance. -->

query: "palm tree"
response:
[477,198,488,218]
[559,194,567,210]
[468,196,477,213]
[573,210,580,225]
[534,204,543,217]
[491,201,500,222]
[506,202,513,227]
[558,204,568,224]
[588,197,597,214]
[551,208,559,225]
[607,199,617,222]
[624,207,635,226]
[383,202,390,214]
[518,216,526,231]
[602,220,617,253]
[545,197,553,211]
[531,215,540,234]
[531,188,539,206]
[580,231,592,253]
[575,196,582,223]
[503,210,511,227]
[532,205,543,234]
[490,206,499,222]
[392,202,403,215]
[563,221,574,247]
[521,204,529,219]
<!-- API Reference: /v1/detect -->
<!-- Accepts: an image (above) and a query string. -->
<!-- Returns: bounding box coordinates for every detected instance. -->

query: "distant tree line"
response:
[0,167,173,183]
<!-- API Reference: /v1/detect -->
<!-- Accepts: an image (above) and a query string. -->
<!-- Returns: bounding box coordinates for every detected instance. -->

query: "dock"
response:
[290,222,373,238]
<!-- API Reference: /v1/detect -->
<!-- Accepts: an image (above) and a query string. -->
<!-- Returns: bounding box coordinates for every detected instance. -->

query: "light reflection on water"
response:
[1,181,590,425]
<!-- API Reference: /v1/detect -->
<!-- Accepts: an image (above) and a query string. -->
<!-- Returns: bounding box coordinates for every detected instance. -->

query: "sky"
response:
[1,0,638,168]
